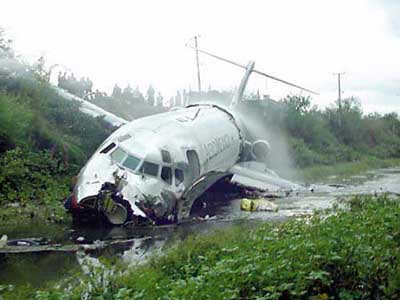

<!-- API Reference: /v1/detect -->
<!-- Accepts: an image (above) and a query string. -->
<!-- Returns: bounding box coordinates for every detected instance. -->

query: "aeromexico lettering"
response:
[202,134,235,162]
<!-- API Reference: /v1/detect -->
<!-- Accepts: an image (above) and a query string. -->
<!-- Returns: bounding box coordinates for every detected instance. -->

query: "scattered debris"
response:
[328,184,347,188]
[0,237,152,254]
[240,198,279,212]
[0,235,7,247]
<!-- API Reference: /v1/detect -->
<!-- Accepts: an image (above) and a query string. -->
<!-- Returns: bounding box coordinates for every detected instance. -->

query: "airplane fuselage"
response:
[71,104,245,224]
[66,54,310,226]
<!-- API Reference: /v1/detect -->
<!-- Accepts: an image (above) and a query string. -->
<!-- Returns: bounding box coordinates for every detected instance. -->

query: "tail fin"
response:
[230,61,255,109]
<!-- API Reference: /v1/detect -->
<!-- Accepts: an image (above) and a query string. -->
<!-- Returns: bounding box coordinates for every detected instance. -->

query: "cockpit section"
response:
[101,143,185,189]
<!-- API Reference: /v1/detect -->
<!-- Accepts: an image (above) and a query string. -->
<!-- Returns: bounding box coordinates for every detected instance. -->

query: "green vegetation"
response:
[283,96,400,168]
[229,93,400,177]
[3,194,400,299]
[0,148,72,223]
[299,157,400,182]
[185,90,400,177]
[0,29,113,221]
[57,71,165,121]
[1,27,400,300]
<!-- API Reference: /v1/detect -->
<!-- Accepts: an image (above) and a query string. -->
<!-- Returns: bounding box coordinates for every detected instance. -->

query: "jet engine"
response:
[250,139,270,162]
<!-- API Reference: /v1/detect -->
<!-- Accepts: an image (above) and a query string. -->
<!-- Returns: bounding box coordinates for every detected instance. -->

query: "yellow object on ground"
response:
[240,198,278,212]
[0,235,7,248]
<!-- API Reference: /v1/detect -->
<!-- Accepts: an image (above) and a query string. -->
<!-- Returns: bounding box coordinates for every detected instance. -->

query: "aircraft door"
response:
[186,150,200,180]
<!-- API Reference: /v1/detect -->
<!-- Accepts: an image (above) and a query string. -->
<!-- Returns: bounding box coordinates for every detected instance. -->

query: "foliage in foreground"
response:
[5,195,400,299]
[0,148,73,223]
[0,29,114,210]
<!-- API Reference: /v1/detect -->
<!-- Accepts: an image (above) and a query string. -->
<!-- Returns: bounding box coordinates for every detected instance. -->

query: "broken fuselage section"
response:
[66,104,245,225]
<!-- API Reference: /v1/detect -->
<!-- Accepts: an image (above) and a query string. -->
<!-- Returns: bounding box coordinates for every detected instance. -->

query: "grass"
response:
[3,194,400,300]
[296,157,400,182]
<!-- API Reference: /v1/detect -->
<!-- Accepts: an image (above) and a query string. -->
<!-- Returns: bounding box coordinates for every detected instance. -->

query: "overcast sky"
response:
[1,0,399,113]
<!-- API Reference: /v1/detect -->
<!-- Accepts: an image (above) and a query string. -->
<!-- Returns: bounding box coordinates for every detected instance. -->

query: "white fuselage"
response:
[74,104,244,223]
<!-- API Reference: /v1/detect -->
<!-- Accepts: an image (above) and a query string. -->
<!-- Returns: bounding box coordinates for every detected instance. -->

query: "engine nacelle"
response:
[250,139,270,162]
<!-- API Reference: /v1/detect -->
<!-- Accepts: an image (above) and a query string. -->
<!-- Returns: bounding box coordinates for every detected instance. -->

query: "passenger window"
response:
[140,161,159,177]
[161,167,172,185]
[161,150,172,163]
[100,142,116,154]
[175,169,184,186]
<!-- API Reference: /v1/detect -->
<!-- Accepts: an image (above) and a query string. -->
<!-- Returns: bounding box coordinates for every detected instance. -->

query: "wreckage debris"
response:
[0,235,7,247]
[76,236,85,243]
[0,236,151,254]
[240,198,278,212]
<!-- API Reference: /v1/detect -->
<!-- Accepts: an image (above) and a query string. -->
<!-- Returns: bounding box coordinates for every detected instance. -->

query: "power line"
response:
[187,44,319,95]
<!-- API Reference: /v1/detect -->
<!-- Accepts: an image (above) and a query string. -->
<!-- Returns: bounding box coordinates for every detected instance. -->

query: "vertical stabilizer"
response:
[230,61,255,108]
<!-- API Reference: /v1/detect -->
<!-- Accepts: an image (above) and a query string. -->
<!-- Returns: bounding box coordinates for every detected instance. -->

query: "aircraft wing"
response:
[229,161,302,192]
[53,87,128,127]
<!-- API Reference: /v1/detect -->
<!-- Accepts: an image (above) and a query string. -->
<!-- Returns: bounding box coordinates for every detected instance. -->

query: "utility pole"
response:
[333,72,345,128]
[194,35,201,93]
[333,72,345,109]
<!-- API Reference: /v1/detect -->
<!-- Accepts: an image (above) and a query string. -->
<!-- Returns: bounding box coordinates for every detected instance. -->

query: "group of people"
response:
[57,72,93,99]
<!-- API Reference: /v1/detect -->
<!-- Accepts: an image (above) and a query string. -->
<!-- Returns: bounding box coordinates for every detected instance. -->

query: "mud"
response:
[0,167,399,287]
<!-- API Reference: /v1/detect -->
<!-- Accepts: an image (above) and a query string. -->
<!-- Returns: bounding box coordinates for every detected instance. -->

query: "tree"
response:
[146,85,155,106]
[112,84,122,99]
[156,92,163,107]
[325,97,363,146]
[32,56,49,82]
[122,84,134,102]
[283,95,311,114]
[133,86,144,101]
[175,91,182,106]
[0,28,14,59]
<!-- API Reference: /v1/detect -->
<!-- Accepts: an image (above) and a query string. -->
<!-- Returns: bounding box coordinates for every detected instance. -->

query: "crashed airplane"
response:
[64,49,318,225]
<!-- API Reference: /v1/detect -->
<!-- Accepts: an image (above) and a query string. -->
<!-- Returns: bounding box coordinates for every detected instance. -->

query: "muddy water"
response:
[0,168,399,287]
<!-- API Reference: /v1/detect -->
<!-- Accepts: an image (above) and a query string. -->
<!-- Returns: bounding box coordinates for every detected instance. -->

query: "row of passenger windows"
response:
[109,146,184,186]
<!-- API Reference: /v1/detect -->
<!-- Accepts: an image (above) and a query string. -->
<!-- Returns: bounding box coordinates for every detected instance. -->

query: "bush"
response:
[0,148,71,206]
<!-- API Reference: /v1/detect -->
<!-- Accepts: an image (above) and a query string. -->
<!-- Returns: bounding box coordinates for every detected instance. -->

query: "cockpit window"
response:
[161,150,171,163]
[110,147,127,164]
[100,142,116,154]
[122,155,141,171]
[161,167,172,185]
[175,168,184,186]
[140,161,159,177]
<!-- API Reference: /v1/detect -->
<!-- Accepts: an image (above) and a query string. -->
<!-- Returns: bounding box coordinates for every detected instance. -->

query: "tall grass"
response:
[297,157,400,182]
[5,195,400,300]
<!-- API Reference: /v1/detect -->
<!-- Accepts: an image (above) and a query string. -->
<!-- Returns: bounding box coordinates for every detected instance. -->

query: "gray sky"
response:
[1,0,399,113]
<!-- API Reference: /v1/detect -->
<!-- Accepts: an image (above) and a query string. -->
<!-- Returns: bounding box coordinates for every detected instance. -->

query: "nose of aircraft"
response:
[101,184,146,225]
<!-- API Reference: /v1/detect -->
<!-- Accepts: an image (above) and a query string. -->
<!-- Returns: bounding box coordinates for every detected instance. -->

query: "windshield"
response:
[123,155,141,171]
[110,147,141,172]
[140,161,159,177]
[110,147,159,176]
[110,147,127,164]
